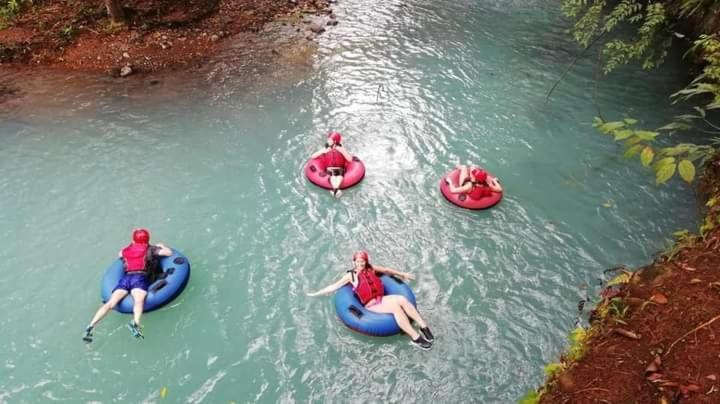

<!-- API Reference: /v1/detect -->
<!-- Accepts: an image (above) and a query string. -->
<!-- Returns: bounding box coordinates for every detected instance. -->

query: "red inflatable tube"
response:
[439,168,502,210]
[305,155,366,190]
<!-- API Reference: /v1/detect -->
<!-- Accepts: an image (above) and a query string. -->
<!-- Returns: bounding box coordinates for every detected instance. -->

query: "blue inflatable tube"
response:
[334,275,417,337]
[101,249,190,313]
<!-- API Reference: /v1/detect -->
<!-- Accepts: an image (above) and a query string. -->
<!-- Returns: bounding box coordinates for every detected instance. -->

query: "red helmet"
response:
[132,228,150,244]
[471,168,488,182]
[352,250,369,262]
[328,131,342,144]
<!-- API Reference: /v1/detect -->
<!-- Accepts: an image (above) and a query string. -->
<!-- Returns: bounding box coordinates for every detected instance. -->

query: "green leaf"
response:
[623,118,638,125]
[598,121,626,134]
[661,144,691,157]
[544,362,566,378]
[657,121,692,131]
[653,157,676,170]
[640,146,654,167]
[678,159,695,183]
[607,272,631,286]
[519,390,540,404]
[613,129,633,141]
[655,162,677,185]
[624,144,643,158]
[569,326,587,344]
[635,130,659,141]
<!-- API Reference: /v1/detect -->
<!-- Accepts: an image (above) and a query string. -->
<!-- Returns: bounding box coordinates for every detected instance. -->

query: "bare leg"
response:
[457,164,470,185]
[130,288,148,326]
[396,295,428,328]
[367,296,421,340]
[88,289,128,328]
[329,175,343,191]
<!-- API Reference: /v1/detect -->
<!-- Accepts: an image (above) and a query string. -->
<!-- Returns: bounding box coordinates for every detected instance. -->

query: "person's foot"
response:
[82,326,94,343]
[334,189,342,198]
[410,335,432,351]
[420,326,434,342]
[127,321,144,339]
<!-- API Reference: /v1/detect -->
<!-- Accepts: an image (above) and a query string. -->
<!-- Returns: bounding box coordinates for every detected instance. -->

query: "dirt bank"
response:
[0,0,335,76]
[536,163,720,403]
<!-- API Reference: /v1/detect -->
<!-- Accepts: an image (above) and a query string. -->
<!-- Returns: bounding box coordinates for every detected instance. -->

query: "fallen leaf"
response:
[660,381,679,388]
[614,328,641,340]
[645,356,662,374]
[602,202,613,208]
[679,384,701,395]
[710,282,720,291]
[160,387,167,399]
[706,374,717,381]
[689,278,703,284]
[650,293,668,304]
[680,263,696,271]
[647,372,665,382]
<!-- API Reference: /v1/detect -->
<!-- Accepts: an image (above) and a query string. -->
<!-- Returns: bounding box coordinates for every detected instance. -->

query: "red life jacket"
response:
[353,269,384,305]
[121,243,149,272]
[468,183,492,200]
[323,148,347,168]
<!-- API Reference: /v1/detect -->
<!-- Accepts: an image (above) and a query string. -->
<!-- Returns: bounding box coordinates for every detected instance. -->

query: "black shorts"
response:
[326,167,345,176]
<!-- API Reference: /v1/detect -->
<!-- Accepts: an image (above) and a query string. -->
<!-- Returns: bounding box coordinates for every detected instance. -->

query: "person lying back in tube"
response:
[445,164,502,199]
[310,131,353,198]
[306,251,435,350]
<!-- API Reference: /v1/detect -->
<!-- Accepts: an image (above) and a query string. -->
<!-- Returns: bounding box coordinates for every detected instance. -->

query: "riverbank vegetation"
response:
[0,0,333,75]
[527,1,720,403]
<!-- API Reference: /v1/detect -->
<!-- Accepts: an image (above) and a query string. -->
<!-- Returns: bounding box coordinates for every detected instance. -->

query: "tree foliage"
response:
[0,0,30,28]
[561,0,720,185]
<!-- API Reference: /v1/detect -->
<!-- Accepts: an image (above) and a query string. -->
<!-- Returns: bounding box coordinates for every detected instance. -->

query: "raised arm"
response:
[306,272,352,297]
[372,265,415,281]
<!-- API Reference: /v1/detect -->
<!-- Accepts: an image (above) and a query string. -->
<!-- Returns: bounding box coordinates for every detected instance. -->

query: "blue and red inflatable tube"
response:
[334,275,416,337]
[101,249,191,313]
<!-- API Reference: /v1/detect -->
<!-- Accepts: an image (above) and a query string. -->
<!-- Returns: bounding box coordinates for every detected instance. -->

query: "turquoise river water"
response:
[0,0,700,402]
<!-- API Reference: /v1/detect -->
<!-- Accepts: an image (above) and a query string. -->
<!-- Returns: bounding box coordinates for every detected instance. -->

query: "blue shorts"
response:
[113,272,149,292]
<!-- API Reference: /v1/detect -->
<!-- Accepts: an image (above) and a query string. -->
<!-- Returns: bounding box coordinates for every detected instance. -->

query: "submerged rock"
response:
[120,65,133,77]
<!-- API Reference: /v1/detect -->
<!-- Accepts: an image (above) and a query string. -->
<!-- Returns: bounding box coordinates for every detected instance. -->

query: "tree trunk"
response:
[105,0,125,24]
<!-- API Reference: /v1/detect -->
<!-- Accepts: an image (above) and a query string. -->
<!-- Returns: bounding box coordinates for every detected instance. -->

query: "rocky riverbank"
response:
[0,0,336,77]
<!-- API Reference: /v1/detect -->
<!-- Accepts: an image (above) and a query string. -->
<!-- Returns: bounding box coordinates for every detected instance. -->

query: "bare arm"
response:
[306,272,352,297]
[154,243,172,256]
[310,147,330,159]
[372,265,415,281]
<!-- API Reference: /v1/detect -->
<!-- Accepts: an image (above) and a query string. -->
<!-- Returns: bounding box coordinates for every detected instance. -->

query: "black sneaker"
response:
[82,326,94,343]
[127,321,144,339]
[410,335,432,351]
[420,327,434,342]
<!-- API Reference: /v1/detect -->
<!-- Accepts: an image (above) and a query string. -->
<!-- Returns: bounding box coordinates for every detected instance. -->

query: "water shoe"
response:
[410,335,432,351]
[420,326,435,342]
[127,321,144,339]
[82,326,94,343]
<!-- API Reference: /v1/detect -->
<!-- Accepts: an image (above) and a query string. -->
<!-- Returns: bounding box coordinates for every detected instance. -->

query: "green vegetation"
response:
[561,0,720,185]
[0,0,30,29]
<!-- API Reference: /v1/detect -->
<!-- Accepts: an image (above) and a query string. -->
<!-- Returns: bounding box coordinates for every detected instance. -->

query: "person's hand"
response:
[444,177,452,186]
[306,291,318,297]
[401,272,415,281]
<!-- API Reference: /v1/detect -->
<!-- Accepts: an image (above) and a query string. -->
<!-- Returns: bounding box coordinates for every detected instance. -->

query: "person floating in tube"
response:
[82,228,172,343]
[310,131,353,198]
[444,164,502,199]
[306,251,435,350]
